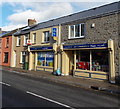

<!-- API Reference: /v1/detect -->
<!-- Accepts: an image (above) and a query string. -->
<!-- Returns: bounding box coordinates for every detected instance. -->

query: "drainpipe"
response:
[57,24,61,71]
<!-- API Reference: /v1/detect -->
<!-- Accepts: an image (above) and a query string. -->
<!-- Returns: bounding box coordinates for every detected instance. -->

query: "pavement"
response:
[1,66,120,95]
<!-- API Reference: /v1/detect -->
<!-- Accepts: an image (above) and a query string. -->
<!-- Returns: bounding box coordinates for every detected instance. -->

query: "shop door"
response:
[13,51,16,67]
[33,52,35,70]
[67,51,74,75]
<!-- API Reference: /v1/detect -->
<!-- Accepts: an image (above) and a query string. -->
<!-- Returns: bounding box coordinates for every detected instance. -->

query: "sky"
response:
[0,0,119,31]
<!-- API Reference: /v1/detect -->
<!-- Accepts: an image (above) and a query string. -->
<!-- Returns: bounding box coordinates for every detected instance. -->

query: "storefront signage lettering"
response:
[30,46,53,51]
[63,43,108,49]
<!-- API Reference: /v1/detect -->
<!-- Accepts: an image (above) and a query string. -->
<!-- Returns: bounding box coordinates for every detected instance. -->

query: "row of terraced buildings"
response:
[0,2,120,83]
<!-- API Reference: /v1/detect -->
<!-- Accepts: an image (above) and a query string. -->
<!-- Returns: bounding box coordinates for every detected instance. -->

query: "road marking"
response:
[0,81,11,86]
[26,91,75,109]
[12,71,26,75]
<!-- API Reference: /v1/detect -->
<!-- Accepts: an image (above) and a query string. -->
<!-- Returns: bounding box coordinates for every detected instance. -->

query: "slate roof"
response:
[1,29,18,37]
[0,31,10,37]
[14,1,120,36]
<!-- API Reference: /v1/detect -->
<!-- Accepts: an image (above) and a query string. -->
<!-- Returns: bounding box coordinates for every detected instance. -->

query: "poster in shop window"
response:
[37,52,45,66]
[37,52,54,67]
[46,52,54,67]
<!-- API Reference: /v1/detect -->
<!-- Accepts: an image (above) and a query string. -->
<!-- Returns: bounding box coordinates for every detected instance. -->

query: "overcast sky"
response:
[0,0,119,31]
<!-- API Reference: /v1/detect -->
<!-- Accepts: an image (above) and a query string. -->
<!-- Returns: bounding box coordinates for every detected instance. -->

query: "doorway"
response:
[13,51,16,67]
[66,51,74,75]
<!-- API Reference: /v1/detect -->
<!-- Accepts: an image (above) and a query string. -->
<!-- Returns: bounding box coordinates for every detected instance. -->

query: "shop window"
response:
[43,31,50,42]
[4,52,9,63]
[76,51,90,70]
[92,50,109,72]
[69,23,85,39]
[76,50,109,72]
[37,51,54,67]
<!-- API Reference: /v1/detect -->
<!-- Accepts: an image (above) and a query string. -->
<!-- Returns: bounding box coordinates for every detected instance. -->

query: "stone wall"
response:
[61,13,120,76]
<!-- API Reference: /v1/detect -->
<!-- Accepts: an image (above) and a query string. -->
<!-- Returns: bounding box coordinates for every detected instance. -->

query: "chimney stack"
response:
[28,19,37,26]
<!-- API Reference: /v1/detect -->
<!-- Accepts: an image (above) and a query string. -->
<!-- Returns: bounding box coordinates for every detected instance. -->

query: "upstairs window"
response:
[24,34,29,46]
[32,33,36,44]
[20,51,26,63]
[43,31,50,43]
[6,38,9,48]
[4,52,9,63]
[17,36,21,46]
[69,23,85,39]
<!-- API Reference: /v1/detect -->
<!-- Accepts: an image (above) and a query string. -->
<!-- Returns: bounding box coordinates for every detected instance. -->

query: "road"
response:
[1,69,119,108]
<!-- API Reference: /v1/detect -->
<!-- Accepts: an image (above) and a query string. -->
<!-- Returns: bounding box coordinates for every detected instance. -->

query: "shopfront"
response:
[37,51,54,72]
[76,50,109,72]
[62,42,114,81]
[29,46,54,72]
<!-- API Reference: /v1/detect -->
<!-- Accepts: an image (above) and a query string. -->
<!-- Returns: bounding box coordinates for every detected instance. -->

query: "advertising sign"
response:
[63,43,108,49]
[52,28,57,37]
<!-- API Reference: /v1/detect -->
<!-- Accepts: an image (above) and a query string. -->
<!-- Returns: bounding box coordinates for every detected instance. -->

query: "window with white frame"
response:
[6,38,9,48]
[69,23,85,39]
[24,34,29,46]
[43,31,50,42]
[32,33,36,44]
[17,36,21,46]
[20,51,26,63]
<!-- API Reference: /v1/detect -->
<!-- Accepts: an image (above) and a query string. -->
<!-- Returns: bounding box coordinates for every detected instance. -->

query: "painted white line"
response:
[0,81,11,86]
[26,91,75,109]
[12,71,26,75]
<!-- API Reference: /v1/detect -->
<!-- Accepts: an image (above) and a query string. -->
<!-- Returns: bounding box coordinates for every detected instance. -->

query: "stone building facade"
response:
[60,12,119,82]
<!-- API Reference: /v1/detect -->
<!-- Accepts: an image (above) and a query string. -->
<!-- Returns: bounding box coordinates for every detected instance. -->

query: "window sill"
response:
[75,69,107,73]
[3,62,8,63]
[37,66,53,68]
[68,36,85,40]
[23,45,28,47]
[41,42,50,44]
